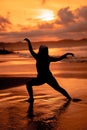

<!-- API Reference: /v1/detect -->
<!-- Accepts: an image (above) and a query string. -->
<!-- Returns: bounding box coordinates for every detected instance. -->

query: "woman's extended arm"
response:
[24,38,37,59]
[50,53,74,62]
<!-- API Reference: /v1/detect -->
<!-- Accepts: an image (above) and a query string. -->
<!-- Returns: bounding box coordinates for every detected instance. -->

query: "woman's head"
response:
[38,45,48,57]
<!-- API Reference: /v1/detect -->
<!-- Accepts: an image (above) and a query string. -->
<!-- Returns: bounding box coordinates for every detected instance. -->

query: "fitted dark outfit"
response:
[26,44,71,101]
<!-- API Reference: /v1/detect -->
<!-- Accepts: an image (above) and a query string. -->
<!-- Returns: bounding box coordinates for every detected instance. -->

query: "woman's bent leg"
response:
[47,75,71,100]
[26,80,34,102]
[26,77,44,102]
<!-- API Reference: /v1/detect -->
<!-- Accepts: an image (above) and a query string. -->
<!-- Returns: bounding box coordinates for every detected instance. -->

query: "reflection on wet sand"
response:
[27,100,71,119]
[27,100,71,129]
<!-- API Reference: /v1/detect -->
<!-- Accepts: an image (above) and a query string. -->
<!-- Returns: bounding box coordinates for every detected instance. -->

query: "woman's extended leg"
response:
[26,77,44,102]
[47,75,72,100]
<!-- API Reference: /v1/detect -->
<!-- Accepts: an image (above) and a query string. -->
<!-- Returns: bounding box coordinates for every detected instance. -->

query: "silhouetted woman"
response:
[24,38,74,102]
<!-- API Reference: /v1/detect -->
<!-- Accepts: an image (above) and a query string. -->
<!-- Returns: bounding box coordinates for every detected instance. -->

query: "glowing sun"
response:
[36,9,54,21]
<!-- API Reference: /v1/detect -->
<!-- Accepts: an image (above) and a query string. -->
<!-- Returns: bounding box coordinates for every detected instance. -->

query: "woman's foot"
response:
[72,98,82,102]
[26,98,34,102]
[67,97,72,101]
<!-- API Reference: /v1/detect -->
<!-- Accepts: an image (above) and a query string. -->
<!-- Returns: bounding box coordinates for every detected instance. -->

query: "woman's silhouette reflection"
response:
[27,100,71,119]
[27,101,34,119]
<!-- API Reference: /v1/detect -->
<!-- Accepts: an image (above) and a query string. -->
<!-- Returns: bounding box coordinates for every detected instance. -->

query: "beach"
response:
[0,45,87,130]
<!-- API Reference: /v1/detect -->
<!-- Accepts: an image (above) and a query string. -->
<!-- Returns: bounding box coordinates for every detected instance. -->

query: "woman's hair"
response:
[38,45,48,57]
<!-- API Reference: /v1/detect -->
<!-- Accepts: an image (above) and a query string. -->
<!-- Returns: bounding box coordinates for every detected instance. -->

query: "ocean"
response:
[15,45,87,62]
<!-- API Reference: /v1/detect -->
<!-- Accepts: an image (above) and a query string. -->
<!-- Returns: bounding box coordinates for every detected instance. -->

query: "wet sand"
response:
[0,54,87,130]
[0,77,87,130]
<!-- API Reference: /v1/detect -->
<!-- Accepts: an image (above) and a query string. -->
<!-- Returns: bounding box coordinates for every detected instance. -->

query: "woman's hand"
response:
[66,53,74,57]
[24,38,30,42]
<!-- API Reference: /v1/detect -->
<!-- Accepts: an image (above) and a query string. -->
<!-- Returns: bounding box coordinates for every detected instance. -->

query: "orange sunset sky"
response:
[0,0,87,42]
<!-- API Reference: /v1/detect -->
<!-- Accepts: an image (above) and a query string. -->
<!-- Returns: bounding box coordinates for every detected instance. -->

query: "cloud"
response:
[0,28,63,42]
[64,20,87,33]
[55,6,87,33]
[38,22,54,29]
[0,6,87,42]
[0,30,47,42]
[0,27,83,42]
[76,6,87,20]
[0,15,12,31]
[56,7,75,25]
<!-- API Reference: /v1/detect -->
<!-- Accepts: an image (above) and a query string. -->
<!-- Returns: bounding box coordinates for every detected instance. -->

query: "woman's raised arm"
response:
[24,38,37,59]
